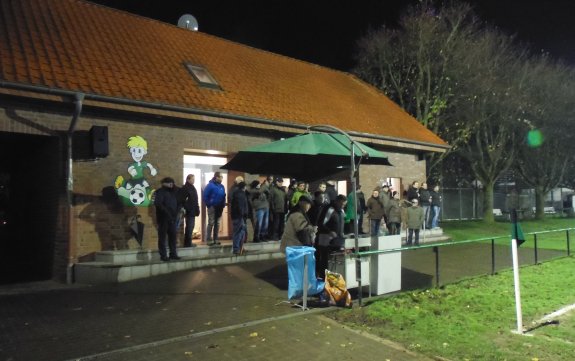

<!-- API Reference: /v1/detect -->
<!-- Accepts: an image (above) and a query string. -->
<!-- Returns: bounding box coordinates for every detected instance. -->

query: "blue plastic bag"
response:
[286,246,325,299]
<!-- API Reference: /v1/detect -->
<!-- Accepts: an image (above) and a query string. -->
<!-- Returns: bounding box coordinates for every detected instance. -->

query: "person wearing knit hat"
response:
[155,176,180,261]
[280,194,316,253]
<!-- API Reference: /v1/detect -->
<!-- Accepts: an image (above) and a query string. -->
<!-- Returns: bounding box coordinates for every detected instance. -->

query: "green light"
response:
[527,129,543,148]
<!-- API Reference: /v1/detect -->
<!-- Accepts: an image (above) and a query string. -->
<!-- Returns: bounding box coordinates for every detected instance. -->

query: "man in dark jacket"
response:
[325,180,338,204]
[269,177,287,242]
[177,174,200,247]
[155,177,180,261]
[249,180,270,242]
[230,181,249,255]
[406,181,420,204]
[316,194,347,279]
[430,185,442,229]
[419,182,432,230]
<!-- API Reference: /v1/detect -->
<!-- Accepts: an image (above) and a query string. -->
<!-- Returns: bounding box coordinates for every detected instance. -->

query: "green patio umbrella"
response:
[223,126,389,306]
[221,132,391,181]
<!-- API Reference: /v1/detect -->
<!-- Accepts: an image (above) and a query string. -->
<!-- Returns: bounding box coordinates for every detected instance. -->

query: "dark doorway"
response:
[0,132,62,284]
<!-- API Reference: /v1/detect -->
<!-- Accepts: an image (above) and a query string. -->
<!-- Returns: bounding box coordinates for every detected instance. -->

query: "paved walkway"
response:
[0,242,564,361]
[0,259,432,361]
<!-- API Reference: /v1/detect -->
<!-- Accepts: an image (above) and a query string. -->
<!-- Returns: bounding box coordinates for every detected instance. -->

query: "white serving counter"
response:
[370,234,402,295]
[330,235,402,295]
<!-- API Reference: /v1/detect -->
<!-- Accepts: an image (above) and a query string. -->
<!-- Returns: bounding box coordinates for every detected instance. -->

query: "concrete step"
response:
[74,241,284,285]
[93,241,280,264]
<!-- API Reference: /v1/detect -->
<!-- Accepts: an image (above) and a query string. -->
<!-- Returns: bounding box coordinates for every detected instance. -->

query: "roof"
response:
[0,0,448,150]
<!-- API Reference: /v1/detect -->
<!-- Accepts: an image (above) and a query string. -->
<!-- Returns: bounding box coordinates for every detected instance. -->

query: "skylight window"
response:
[184,63,220,89]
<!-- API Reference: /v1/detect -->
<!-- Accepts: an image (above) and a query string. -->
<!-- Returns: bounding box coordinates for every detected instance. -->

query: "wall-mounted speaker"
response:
[90,126,109,158]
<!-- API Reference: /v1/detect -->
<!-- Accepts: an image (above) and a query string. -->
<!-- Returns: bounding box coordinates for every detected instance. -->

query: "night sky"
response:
[90,0,575,71]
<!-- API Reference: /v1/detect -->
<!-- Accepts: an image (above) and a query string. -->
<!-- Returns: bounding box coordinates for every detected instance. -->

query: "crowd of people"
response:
[152,173,442,262]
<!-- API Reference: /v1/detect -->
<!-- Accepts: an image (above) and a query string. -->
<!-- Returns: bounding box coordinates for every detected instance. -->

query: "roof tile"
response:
[0,0,446,147]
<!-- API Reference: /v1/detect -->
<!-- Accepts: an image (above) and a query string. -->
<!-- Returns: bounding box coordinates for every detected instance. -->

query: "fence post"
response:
[459,188,463,220]
[491,238,495,275]
[473,188,476,219]
[433,246,440,287]
[534,233,538,265]
[567,230,571,256]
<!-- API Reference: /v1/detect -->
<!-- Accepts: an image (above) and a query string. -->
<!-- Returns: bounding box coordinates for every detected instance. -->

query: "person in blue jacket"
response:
[203,172,226,245]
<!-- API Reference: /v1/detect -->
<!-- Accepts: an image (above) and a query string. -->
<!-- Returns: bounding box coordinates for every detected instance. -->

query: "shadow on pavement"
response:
[253,262,288,290]
[401,267,434,291]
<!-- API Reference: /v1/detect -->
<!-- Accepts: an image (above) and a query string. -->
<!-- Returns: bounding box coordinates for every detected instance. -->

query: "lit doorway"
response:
[183,155,229,243]
[383,177,402,197]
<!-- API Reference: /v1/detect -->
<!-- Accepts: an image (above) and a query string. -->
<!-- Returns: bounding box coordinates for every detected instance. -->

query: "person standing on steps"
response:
[430,184,442,229]
[155,177,180,261]
[230,180,249,255]
[177,174,200,247]
[406,198,424,246]
[419,182,432,230]
[203,172,226,246]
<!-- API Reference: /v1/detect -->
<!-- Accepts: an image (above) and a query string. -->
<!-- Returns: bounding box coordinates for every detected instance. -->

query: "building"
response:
[0,0,448,283]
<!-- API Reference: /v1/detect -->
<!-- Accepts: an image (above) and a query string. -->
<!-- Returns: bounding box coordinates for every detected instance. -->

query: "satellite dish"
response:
[177,14,199,31]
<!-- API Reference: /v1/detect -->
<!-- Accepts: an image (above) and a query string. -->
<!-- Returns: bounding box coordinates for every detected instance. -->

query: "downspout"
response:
[66,93,84,284]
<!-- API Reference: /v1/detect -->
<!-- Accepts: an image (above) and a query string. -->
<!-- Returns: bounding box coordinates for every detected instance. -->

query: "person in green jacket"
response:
[344,186,367,234]
[406,198,425,246]
[290,181,310,208]
[344,190,355,234]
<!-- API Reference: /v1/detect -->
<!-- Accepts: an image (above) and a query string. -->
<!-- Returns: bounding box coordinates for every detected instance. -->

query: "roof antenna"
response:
[177,14,199,31]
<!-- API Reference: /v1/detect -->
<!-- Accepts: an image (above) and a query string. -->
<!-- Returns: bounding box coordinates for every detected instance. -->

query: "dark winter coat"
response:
[406,186,420,203]
[325,184,338,204]
[269,184,287,213]
[379,190,391,210]
[386,198,402,223]
[318,203,346,247]
[431,190,442,207]
[177,182,200,216]
[419,188,432,206]
[155,186,179,222]
[230,184,249,220]
[366,196,385,220]
[250,187,269,210]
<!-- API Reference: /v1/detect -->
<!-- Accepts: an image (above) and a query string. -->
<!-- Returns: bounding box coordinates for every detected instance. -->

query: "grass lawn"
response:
[331,256,575,361]
[442,217,575,251]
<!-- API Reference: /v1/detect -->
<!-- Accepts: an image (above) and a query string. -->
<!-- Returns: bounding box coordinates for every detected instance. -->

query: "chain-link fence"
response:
[441,187,574,221]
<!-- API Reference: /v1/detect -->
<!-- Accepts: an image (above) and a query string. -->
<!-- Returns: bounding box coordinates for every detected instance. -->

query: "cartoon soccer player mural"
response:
[114,135,157,206]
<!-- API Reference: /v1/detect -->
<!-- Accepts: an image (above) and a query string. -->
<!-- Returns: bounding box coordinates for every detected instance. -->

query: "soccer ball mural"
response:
[128,183,147,205]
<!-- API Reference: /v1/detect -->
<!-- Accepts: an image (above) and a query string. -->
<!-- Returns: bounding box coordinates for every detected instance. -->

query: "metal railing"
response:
[358,227,574,290]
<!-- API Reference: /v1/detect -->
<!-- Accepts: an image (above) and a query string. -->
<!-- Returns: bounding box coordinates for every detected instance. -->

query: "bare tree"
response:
[515,57,575,219]
[354,1,480,175]
[354,1,531,221]
[446,28,533,222]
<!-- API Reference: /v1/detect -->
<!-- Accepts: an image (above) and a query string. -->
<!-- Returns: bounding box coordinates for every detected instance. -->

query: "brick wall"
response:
[359,153,426,194]
[71,116,270,260]
[1,102,431,273]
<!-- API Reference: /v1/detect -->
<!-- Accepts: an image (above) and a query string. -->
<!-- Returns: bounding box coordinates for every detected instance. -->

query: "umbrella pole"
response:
[308,124,366,306]
[350,138,362,306]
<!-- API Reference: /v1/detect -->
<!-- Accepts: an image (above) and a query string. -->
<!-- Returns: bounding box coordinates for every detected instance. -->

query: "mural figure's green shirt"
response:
[130,161,148,179]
